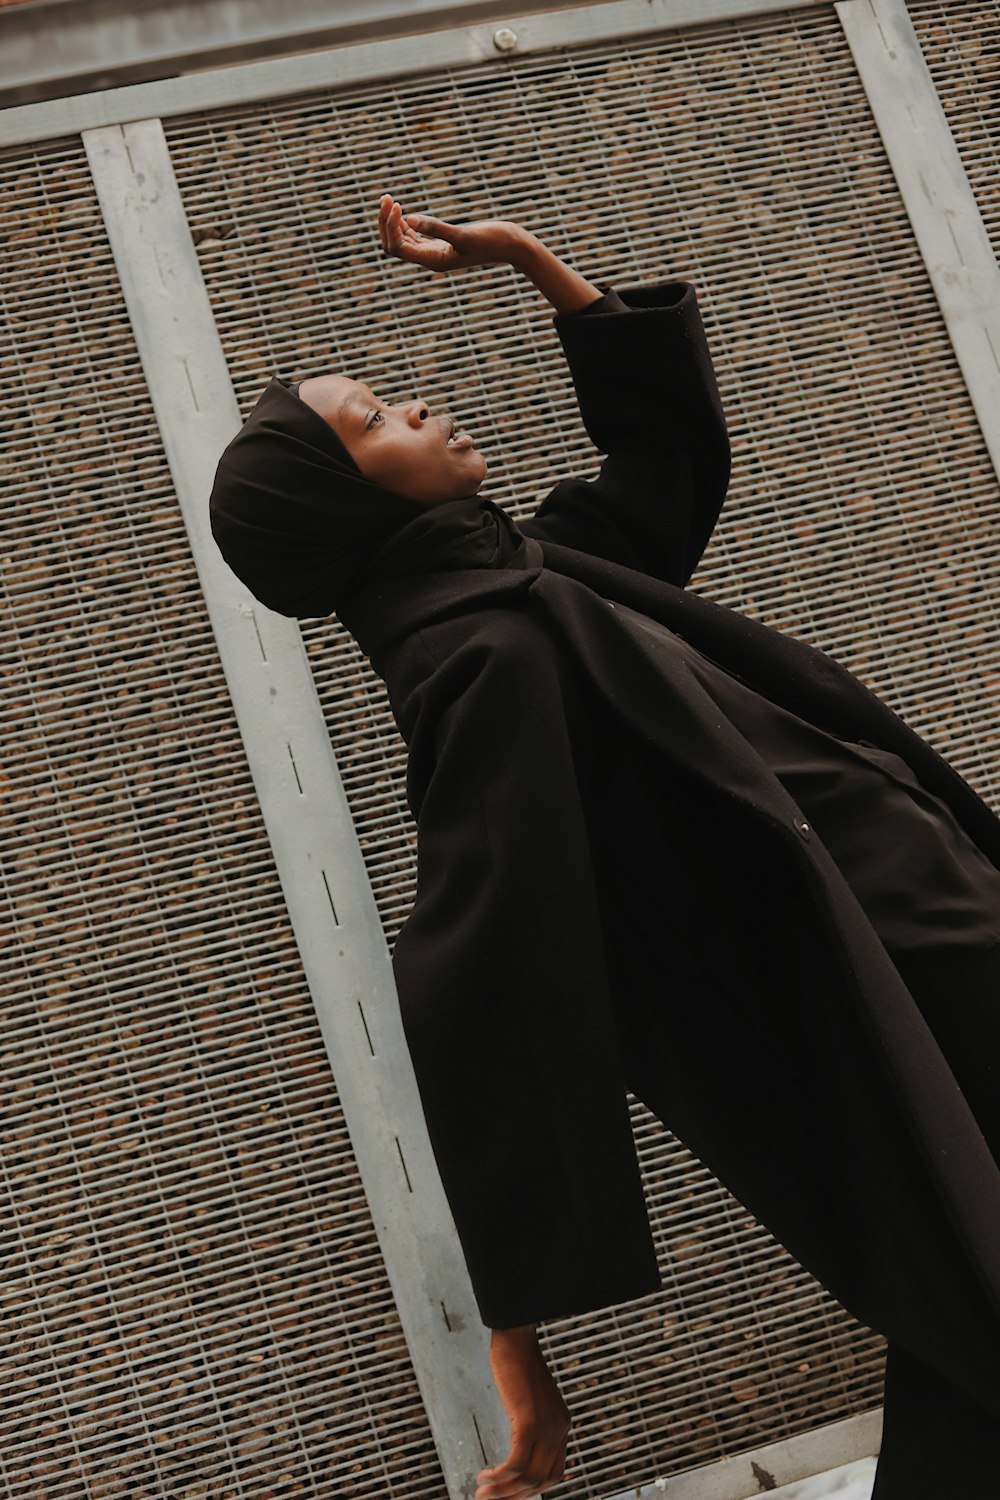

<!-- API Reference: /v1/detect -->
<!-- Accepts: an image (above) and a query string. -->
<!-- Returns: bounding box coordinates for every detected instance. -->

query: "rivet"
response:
[493,26,518,51]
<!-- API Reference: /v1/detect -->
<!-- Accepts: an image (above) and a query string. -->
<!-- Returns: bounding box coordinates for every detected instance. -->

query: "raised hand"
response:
[377,192,523,271]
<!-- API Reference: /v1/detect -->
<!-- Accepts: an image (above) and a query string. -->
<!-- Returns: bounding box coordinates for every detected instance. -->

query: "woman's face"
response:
[297,374,489,507]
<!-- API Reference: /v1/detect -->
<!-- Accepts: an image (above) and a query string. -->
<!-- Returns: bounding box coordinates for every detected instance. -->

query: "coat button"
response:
[794,816,811,840]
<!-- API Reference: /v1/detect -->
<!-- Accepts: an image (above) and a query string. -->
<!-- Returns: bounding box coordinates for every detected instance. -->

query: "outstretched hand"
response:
[377,192,524,271]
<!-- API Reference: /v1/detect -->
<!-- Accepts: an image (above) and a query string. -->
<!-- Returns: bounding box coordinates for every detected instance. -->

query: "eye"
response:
[368,411,384,428]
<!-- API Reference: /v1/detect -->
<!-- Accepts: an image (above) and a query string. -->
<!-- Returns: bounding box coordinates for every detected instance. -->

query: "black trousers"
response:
[871,943,1000,1498]
[617,937,1000,1498]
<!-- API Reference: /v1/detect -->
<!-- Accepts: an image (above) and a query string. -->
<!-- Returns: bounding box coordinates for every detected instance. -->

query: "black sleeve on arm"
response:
[519,280,731,588]
[390,623,662,1329]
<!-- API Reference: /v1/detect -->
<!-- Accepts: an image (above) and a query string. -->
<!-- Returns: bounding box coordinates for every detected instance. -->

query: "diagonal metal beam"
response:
[81,112,509,1500]
[837,0,1000,494]
[5,0,628,108]
[1,0,832,145]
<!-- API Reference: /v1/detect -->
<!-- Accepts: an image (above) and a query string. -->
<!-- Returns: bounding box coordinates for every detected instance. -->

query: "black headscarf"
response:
[208,374,535,623]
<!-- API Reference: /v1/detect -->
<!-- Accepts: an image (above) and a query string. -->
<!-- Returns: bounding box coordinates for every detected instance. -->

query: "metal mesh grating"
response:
[0,137,445,1497]
[158,4,1000,1493]
[5,3,998,1496]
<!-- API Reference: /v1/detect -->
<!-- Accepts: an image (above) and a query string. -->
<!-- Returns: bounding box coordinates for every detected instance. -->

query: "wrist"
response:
[506,226,542,272]
[490,1322,538,1346]
[506,232,604,315]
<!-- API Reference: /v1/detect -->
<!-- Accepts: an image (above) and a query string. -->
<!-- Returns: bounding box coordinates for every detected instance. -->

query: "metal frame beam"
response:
[81,114,510,1499]
[836,0,1000,498]
[1,0,831,146]
[6,0,632,108]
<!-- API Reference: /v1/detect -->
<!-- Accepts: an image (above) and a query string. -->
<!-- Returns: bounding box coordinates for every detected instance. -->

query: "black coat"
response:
[341,281,1000,1413]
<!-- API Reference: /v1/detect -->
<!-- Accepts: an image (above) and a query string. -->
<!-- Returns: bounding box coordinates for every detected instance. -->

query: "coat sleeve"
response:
[519,280,731,589]
[390,621,662,1329]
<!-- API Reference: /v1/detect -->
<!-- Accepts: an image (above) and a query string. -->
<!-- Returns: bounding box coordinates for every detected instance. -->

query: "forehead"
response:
[327,374,372,397]
[307,374,373,402]
[299,373,376,423]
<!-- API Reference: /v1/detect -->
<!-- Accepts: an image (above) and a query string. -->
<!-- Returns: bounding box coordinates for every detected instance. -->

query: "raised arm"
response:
[518,273,731,585]
[377,194,730,588]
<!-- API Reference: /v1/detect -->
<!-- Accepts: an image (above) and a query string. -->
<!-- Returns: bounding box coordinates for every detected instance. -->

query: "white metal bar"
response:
[80,114,508,1500]
[836,0,1000,493]
[1,0,833,146]
[607,1409,882,1500]
[4,0,654,107]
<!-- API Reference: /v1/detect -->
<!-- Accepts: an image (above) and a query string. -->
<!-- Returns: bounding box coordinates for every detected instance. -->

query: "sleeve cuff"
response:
[554,281,693,331]
[562,285,631,319]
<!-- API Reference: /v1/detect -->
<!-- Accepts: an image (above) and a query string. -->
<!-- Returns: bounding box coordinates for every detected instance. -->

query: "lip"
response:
[445,416,475,451]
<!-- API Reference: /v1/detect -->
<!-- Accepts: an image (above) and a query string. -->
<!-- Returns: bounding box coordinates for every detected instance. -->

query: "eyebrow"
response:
[338,384,377,425]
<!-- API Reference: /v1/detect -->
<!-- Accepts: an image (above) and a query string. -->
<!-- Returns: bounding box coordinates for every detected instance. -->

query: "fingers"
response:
[377,192,391,252]
[377,194,462,264]
[405,212,458,242]
[378,193,427,262]
[379,193,410,256]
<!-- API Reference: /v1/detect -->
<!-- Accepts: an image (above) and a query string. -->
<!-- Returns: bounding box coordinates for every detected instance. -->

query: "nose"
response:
[404,398,429,427]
